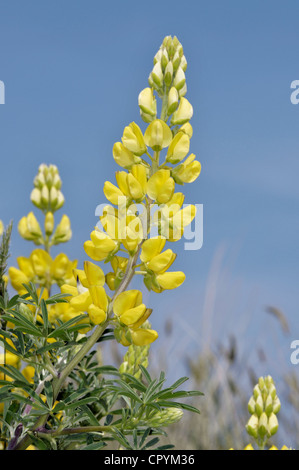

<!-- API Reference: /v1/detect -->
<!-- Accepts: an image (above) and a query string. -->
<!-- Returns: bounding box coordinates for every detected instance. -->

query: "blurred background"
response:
[0,0,299,449]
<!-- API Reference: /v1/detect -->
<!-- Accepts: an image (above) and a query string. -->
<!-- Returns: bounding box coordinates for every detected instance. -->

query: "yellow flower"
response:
[166,131,190,164]
[144,119,172,151]
[122,122,147,156]
[141,237,175,273]
[138,88,157,117]
[113,290,146,327]
[0,220,4,237]
[170,97,193,125]
[127,164,148,201]
[147,169,175,204]
[172,154,201,184]
[51,215,72,244]
[158,202,197,241]
[84,229,118,262]
[113,142,140,169]
[113,291,158,347]
[18,212,43,243]
[61,261,108,326]
[140,237,185,292]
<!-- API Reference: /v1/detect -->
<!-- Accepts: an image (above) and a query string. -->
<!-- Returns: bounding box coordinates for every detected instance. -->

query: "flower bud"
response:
[30,188,42,208]
[258,412,268,437]
[173,66,186,91]
[138,88,157,117]
[248,396,256,415]
[41,186,50,207]
[45,212,54,236]
[255,395,264,417]
[19,302,34,323]
[246,414,259,438]
[167,87,179,115]
[164,61,173,87]
[265,395,273,416]
[268,413,279,436]
[51,215,72,244]
[151,62,163,88]
[160,48,169,70]
[172,51,181,72]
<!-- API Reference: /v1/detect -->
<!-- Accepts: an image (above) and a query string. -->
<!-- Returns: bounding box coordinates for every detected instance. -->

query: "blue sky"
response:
[0,0,299,383]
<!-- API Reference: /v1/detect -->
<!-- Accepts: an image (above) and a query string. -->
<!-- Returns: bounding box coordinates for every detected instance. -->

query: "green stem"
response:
[36,425,114,438]
[160,86,169,122]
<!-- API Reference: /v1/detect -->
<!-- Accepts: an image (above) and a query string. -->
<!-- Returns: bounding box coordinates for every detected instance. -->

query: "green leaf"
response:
[0,364,30,383]
[44,380,54,409]
[139,365,152,383]
[40,299,48,332]
[80,441,106,450]
[157,400,201,414]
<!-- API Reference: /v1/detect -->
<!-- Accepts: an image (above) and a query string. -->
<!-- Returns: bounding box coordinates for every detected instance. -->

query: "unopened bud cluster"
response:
[119,323,151,379]
[139,35,193,126]
[246,376,281,443]
[145,407,183,427]
[31,164,64,213]
[18,165,72,247]
[149,35,187,98]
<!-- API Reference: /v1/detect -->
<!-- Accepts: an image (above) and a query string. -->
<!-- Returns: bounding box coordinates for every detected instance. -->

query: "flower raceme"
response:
[57,35,201,347]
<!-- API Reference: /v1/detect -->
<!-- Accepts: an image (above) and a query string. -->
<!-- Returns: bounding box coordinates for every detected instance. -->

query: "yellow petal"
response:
[70,290,92,311]
[84,261,105,287]
[119,304,147,326]
[89,285,108,311]
[131,328,158,346]
[103,181,125,205]
[156,271,185,290]
[88,304,107,325]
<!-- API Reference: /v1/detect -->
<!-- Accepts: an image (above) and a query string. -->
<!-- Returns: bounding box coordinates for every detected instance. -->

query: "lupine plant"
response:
[0,36,203,451]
